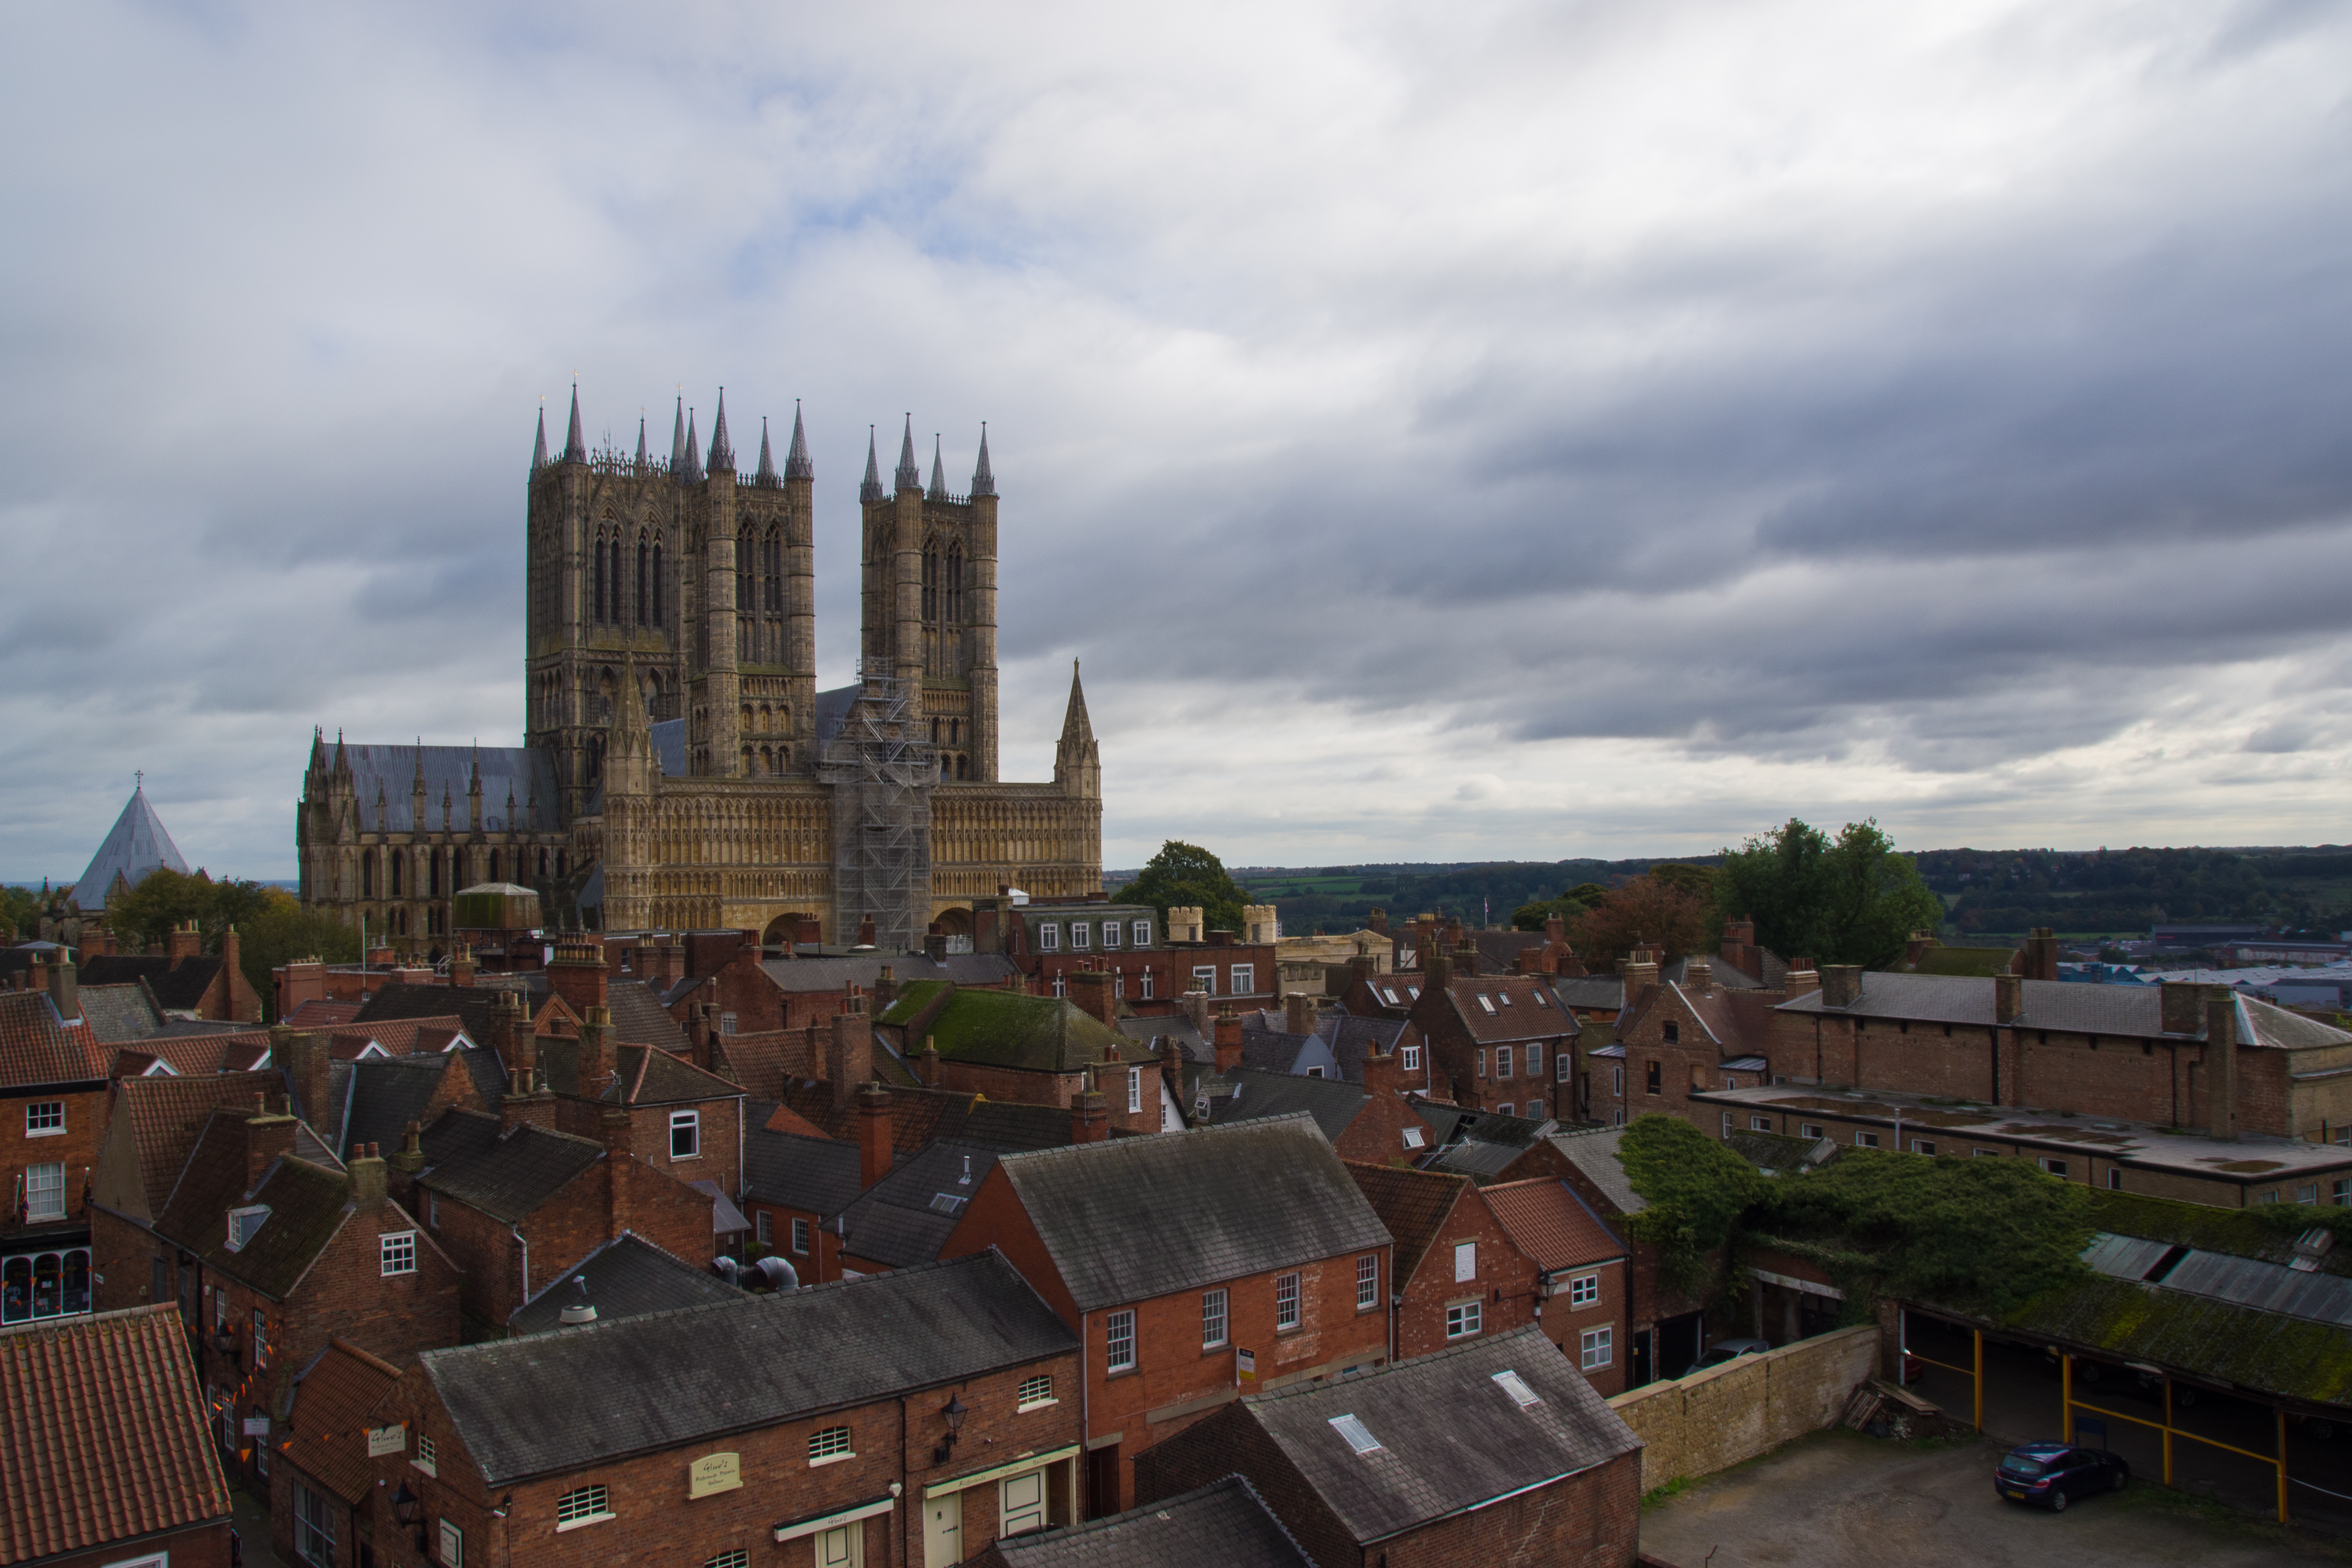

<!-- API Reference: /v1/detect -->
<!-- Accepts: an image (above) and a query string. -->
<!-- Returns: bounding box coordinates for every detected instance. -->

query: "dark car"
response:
[1995,1443,2130,1511]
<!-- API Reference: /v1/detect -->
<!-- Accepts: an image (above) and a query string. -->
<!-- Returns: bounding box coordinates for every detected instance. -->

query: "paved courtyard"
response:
[1640,1429,2347,1568]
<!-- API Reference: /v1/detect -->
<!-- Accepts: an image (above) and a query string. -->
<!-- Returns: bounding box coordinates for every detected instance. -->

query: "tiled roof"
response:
[0,1305,230,1562]
[281,999,363,1029]
[508,1233,740,1336]
[281,1339,401,1502]
[1237,1324,1640,1545]
[835,1140,1002,1268]
[1777,971,2352,1051]
[0,990,108,1087]
[353,982,509,1041]
[1344,1162,1469,1284]
[1547,1127,1642,1215]
[1482,1179,1626,1272]
[607,978,689,1052]
[1210,1068,1369,1145]
[536,1038,741,1107]
[326,1016,470,1058]
[78,981,164,1044]
[339,1054,467,1162]
[1319,1014,1407,1080]
[122,1028,274,1077]
[776,1082,972,1152]
[104,1070,289,1220]
[416,1111,604,1224]
[1438,979,1577,1045]
[1238,1023,1319,1076]
[741,1119,866,1216]
[984,1475,1310,1567]
[710,1030,794,1098]
[80,953,226,1013]
[153,1109,365,1300]
[420,1252,1077,1484]
[990,1115,1391,1311]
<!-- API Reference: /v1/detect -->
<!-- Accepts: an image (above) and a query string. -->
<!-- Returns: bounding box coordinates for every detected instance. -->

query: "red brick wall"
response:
[1381,1449,1640,1568]
[1539,1257,1629,1397]
[743,1200,843,1283]
[1331,1090,1434,1165]
[1030,945,1280,1010]
[1,1084,107,1245]
[1393,1187,1539,1360]
[45,1521,232,1568]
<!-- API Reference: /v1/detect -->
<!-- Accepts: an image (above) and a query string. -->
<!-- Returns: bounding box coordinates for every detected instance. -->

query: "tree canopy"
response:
[104,869,358,1020]
[1714,817,1943,969]
[1114,840,1249,938]
[1566,873,1719,966]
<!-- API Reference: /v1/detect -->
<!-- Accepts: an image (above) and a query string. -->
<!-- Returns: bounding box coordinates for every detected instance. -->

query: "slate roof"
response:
[508,1233,741,1336]
[415,1111,605,1224]
[1119,1013,1208,1062]
[70,784,191,909]
[1436,978,1577,1045]
[742,1117,867,1216]
[0,1305,230,1562]
[352,982,510,1041]
[1344,1163,1470,1285]
[339,743,557,834]
[336,1054,470,1161]
[989,1114,1391,1311]
[836,1140,1002,1268]
[420,1251,1078,1484]
[1319,1014,1408,1081]
[1481,1180,1626,1273]
[0,990,108,1087]
[282,1339,402,1502]
[102,1069,290,1220]
[1777,971,2352,1051]
[78,981,165,1044]
[772,1082,1080,1154]
[607,978,689,1052]
[1547,1128,1643,1215]
[1239,1023,1321,1076]
[1617,980,1776,1058]
[537,1038,741,1107]
[1235,1324,1641,1544]
[1550,976,1625,1013]
[875,985,1152,1072]
[1724,1130,1837,1172]
[983,1475,1311,1568]
[1210,1068,1369,1145]
[153,1109,369,1300]
[79,953,227,1014]
[1409,1100,1556,1178]
[764,953,1023,992]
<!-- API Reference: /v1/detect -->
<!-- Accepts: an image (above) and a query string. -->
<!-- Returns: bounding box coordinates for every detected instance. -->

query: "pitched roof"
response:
[416,1111,604,1224]
[281,999,364,1029]
[741,1119,866,1216]
[80,953,228,1013]
[338,1053,479,1162]
[1119,1012,1208,1062]
[508,1233,740,1336]
[1210,1068,1369,1145]
[606,978,689,1052]
[104,1069,290,1219]
[353,982,509,1041]
[152,1109,364,1300]
[876,985,1153,1071]
[985,1475,1311,1568]
[1777,971,2352,1051]
[1546,1128,1642,1215]
[281,1339,401,1503]
[1344,1163,1470,1284]
[0,990,107,1087]
[0,1305,230,1561]
[709,1029,792,1097]
[1481,1179,1626,1272]
[988,1115,1391,1311]
[337,743,557,835]
[1236,1324,1640,1544]
[420,1251,1077,1484]
[764,953,1023,993]
[70,784,191,909]
[122,1027,274,1077]
[327,1016,471,1058]
[536,1038,741,1106]
[1319,1014,1408,1081]
[1435,978,1578,1045]
[78,981,164,1044]
[835,1140,1000,1268]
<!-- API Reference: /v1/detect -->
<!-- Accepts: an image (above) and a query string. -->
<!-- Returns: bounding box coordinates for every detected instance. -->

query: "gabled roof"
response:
[1777,971,2352,1050]
[78,981,165,1044]
[770,1081,1079,1154]
[100,1068,290,1220]
[1481,1179,1626,1272]
[741,1117,866,1216]
[0,1305,230,1560]
[281,998,364,1029]
[337,743,557,835]
[353,982,510,1041]
[125,1027,274,1077]
[326,1015,470,1058]
[1344,1162,1470,1285]
[1546,1127,1642,1215]
[606,978,689,1052]
[1119,1012,1208,1062]
[1434,978,1577,1045]
[415,1110,604,1224]
[70,784,191,910]
[1210,1068,1369,1145]
[986,1475,1311,1567]
[876,984,1152,1072]
[282,1339,401,1502]
[835,1140,1001,1269]
[536,1038,741,1106]
[508,1233,740,1336]
[1234,1324,1640,1545]
[987,1114,1390,1311]
[152,1109,366,1300]
[420,1251,1077,1485]
[338,1052,482,1161]
[0,990,108,1087]
[1318,1014,1408,1080]
[80,953,227,1013]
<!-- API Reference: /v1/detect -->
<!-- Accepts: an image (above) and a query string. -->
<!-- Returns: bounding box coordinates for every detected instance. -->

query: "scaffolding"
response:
[819,660,936,951]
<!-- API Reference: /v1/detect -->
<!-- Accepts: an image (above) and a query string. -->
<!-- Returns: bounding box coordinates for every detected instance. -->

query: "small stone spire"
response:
[634,414,648,471]
[708,388,734,473]
[754,417,779,486]
[1060,660,1095,745]
[531,405,549,470]
[1054,660,1101,800]
[894,414,922,491]
[860,425,884,504]
[927,433,947,500]
[785,401,814,481]
[562,383,587,464]
[681,409,705,483]
[971,422,995,496]
[669,397,687,477]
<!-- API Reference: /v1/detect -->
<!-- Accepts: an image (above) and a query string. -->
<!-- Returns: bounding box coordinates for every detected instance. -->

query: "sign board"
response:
[366,1424,407,1458]
[1236,1348,1256,1381]
[689,1451,742,1499]
[243,1417,271,1438]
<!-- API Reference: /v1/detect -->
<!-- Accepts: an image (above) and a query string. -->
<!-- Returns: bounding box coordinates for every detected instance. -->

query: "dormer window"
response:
[226,1206,270,1252]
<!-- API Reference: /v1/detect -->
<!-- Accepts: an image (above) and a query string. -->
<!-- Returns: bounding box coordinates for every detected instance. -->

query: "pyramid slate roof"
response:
[70,785,190,910]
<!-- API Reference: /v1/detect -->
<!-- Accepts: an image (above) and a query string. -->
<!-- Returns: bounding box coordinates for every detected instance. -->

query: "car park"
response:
[1995,1443,2130,1512]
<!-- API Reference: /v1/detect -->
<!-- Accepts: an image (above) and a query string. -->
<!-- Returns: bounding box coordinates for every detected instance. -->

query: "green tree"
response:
[1715,817,1942,969]
[235,887,359,1019]
[1618,1115,1766,1291]
[98,870,357,1019]
[1510,881,1611,932]
[1569,873,1718,966]
[0,885,43,945]
[1114,840,1249,939]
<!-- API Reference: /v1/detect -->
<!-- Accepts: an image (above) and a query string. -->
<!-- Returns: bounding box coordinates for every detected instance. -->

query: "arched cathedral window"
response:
[636,535,650,625]
[764,529,782,613]
[593,533,609,624]
[735,536,752,614]
[921,542,940,623]
[652,541,663,625]
[947,543,964,623]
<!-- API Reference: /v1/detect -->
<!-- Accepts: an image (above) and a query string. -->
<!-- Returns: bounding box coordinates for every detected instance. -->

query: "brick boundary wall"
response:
[1605,1324,1880,1492]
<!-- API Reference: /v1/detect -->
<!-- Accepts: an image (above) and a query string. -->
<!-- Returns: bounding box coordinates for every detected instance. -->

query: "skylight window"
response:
[1492,1370,1542,1408]
[1477,995,1496,1014]
[1329,1414,1383,1455]
[928,1193,970,1216]
[1534,991,1552,1008]
[1403,1127,1425,1149]
[1379,988,1401,1006]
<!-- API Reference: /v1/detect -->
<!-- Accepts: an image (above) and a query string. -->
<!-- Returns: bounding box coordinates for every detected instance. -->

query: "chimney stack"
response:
[167,921,203,963]
[273,1028,331,1127]
[1284,991,1316,1036]
[348,1146,388,1208]
[1782,959,1819,996]
[48,951,78,1021]
[1905,930,1938,968]
[243,1097,298,1192]
[1213,1006,1244,1074]
[387,1119,426,1175]
[1159,1036,1187,1121]
[856,1083,893,1188]
[1994,973,2023,1026]
[577,1004,617,1094]
[2161,980,2203,1035]
[828,995,872,1111]
[1179,988,1211,1037]
[1819,965,1862,1010]
[924,931,949,963]
[2204,986,2238,1140]
[856,913,877,948]
[1363,1043,1399,1100]
[449,944,477,988]
[1071,1072,1110,1143]
[1367,907,1390,936]
[547,938,610,1016]
[1426,947,1453,991]
[1619,949,1659,1002]
[2022,927,2060,983]
[920,1037,942,1088]
[1067,969,1117,1027]
[1684,957,1712,995]
[602,1107,634,1236]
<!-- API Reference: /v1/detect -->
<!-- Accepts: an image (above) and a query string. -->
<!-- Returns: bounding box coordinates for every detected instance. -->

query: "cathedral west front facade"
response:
[296,388,1101,951]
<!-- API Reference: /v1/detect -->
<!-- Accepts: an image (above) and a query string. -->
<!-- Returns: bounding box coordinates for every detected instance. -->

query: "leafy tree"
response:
[1568,873,1718,966]
[1715,817,1943,969]
[0,885,43,945]
[99,870,356,1019]
[1650,863,1720,900]
[1115,840,1249,939]
[1618,1115,1765,1291]
[105,867,224,951]
[1510,880,1613,932]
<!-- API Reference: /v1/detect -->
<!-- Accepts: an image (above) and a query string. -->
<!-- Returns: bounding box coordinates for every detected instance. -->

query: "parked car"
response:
[1689,1337,1771,1372]
[1995,1443,2130,1511]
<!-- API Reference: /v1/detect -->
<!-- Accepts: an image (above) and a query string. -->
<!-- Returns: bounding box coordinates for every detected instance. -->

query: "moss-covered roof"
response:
[2085,1189,2352,1276]
[877,980,952,1028]
[885,986,1151,1072]
[2005,1275,2352,1411]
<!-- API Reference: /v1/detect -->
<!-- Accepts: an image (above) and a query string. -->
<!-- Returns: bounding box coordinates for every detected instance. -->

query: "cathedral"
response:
[295,389,1102,950]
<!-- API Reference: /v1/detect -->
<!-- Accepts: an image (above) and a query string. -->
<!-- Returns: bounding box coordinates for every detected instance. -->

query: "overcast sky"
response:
[6,0,2350,882]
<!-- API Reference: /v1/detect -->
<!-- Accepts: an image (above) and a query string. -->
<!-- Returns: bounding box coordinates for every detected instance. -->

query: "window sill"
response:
[1016,1398,1059,1412]
[1104,1364,1140,1379]
[669,1152,703,1162]
[554,1513,617,1533]
[809,1451,858,1468]
[1200,1342,1228,1356]
[24,1127,66,1139]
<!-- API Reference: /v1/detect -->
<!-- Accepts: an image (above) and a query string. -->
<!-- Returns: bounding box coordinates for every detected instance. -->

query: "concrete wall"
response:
[1606,1323,1879,1492]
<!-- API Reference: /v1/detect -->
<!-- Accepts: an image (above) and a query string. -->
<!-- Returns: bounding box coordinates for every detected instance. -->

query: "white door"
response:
[815,1521,863,1568]
[924,1493,963,1567]
[1001,1468,1047,1537]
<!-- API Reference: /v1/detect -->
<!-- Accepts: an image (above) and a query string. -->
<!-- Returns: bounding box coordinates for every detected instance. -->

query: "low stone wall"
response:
[1607,1324,1881,1491]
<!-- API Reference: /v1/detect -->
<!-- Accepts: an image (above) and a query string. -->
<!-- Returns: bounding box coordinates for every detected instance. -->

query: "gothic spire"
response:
[669,396,687,477]
[531,405,549,470]
[1059,659,1095,746]
[785,401,815,480]
[755,416,779,486]
[894,414,922,491]
[682,408,705,483]
[927,433,947,500]
[708,387,734,473]
[971,422,995,496]
[562,383,587,464]
[634,414,648,471]
[860,425,884,504]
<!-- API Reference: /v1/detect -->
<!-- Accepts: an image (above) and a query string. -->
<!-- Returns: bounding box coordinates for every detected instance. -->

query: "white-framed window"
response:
[24,1163,64,1222]
[2335,1178,2350,1206]
[1496,1103,1514,1118]
[1446,1300,1482,1339]
[720,1012,737,1035]
[1534,990,1553,1009]
[1909,1138,1936,1156]
[252,1308,270,1368]
[1379,988,1401,1006]
[555,1484,613,1528]
[1527,1043,1542,1078]
[1453,1241,1476,1282]
[1477,1049,1487,1079]
[1721,1112,1733,1138]
[792,1217,811,1255]
[1071,923,1090,950]
[1052,975,1066,998]
[2040,1157,2068,1178]
[1103,921,1121,948]
[1854,1132,1880,1149]
[756,1212,772,1246]
[1581,1325,1614,1370]
[1750,1116,1773,1132]
[1496,1046,1513,1078]
[1202,1287,1228,1348]
[226,1204,270,1252]
[670,1110,700,1159]
[1612,1066,1624,1095]
[1477,995,1496,1015]
[1974,1148,2002,1158]
[1568,1272,1600,1306]
[1133,920,1152,947]
[1192,966,1218,995]
[1127,1068,1142,1115]
[1275,1272,1301,1331]
[428,1192,440,1228]
[381,1231,417,1276]
[1401,1045,1421,1072]
[293,1476,337,1566]
[1017,1373,1056,1409]
[1407,986,1420,1000]
[808,1426,854,1464]
[414,1434,438,1475]
[1556,1052,1572,1082]
[25,1101,64,1137]
[1800,1123,1823,1138]
[1106,1308,1136,1371]
[1230,965,1255,994]
[214,1286,228,1332]
[1141,969,1155,999]
[706,1552,750,1568]
[1403,1126,1425,1149]
[438,1517,463,1566]
[1038,924,1060,951]
[1356,1255,1378,1311]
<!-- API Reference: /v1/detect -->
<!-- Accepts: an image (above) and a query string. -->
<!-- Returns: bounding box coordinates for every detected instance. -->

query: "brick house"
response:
[1590,956,1784,1130]
[1344,1162,1540,1359]
[876,983,1175,1132]
[0,1304,235,1568]
[1203,1060,1439,1167]
[1,988,109,1328]
[82,921,266,1023]
[1408,1101,1579,1185]
[939,1113,1393,1515]
[272,1336,403,1568]
[1550,1127,1711,1386]
[1406,955,1577,1120]
[366,1253,1081,1568]
[1134,1324,1643,1568]
[1482,1178,1632,1395]
[741,1123,866,1284]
